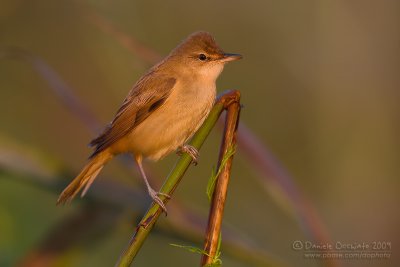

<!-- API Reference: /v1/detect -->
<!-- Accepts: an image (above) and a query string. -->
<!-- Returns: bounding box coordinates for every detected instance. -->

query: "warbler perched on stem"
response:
[57,31,241,212]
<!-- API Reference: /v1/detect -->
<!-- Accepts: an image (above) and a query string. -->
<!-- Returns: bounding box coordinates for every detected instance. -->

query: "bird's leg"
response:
[178,144,199,165]
[135,155,170,214]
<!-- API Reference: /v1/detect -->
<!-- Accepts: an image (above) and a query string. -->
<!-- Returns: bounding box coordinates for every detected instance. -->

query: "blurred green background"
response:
[0,0,399,266]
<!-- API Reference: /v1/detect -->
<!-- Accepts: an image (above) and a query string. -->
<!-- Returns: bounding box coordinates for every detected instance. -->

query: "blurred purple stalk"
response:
[237,124,332,245]
[1,47,100,133]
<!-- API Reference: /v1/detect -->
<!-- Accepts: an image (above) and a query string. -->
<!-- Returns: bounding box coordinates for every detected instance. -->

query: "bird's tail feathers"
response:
[56,151,112,205]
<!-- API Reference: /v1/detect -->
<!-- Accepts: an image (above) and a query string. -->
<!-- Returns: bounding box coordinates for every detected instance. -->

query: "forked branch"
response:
[116,90,241,267]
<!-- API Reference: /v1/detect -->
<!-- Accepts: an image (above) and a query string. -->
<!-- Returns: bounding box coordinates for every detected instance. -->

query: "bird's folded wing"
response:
[89,71,176,157]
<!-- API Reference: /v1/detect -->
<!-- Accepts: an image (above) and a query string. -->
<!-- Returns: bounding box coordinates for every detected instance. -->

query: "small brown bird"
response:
[57,31,241,212]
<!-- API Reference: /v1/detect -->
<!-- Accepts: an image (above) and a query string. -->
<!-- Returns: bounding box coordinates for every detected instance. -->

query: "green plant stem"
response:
[115,90,240,267]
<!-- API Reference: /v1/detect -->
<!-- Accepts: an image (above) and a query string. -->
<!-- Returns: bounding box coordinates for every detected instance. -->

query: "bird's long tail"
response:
[57,151,113,205]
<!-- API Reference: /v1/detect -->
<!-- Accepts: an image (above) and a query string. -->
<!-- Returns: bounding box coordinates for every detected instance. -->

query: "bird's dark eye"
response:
[198,54,207,61]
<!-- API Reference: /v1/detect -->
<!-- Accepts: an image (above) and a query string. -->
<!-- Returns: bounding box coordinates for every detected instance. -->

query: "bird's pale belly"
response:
[113,85,216,160]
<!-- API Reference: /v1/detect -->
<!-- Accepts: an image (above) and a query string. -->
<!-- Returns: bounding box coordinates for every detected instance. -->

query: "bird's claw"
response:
[148,188,169,214]
[178,144,199,165]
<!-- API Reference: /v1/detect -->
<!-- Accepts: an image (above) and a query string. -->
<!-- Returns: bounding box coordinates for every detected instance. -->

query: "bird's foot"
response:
[148,188,170,214]
[178,144,199,165]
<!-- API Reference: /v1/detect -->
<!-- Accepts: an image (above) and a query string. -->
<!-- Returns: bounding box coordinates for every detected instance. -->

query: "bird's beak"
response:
[220,53,242,62]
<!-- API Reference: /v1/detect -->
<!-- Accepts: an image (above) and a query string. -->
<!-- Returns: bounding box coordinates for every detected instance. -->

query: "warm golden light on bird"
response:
[57,31,242,212]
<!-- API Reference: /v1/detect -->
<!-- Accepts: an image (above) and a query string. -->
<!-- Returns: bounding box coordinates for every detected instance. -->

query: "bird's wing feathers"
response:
[89,71,176,157]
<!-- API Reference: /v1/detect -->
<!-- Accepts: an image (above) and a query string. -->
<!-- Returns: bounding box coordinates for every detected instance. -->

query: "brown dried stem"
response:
[201,92,241,266]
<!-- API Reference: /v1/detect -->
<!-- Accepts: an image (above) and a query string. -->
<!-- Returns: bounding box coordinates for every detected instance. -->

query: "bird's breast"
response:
[123,79,216,160]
